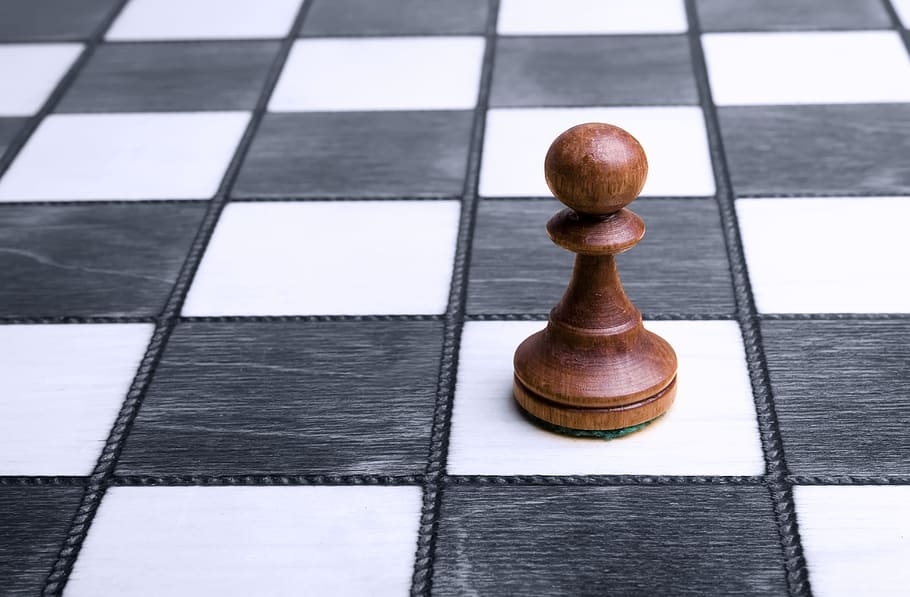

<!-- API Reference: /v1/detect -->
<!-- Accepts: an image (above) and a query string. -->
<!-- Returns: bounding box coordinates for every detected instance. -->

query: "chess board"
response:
[2,0,910,595]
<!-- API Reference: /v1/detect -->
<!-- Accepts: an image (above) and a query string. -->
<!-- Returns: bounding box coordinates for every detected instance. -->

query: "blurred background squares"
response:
[233,111,473,198]
[498,0,687,35]
[704,32,910,105]
[106,0,303,41]
[301,0,489,36]
[0,112,249,201]
[490,35,697,107]
[270,37,484,112]
[0,44,82,116]
[696,0,891,31]
[58,41,280,113]
[0,0,120,41]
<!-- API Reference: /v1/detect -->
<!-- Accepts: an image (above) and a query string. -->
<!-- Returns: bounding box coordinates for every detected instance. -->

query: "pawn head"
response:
[544,123,648,216]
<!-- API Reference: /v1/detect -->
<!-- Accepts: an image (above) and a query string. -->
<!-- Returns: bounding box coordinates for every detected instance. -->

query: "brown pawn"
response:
[513,123,678,432]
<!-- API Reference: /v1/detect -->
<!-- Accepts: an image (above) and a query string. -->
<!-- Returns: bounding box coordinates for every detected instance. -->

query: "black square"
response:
[233,111,473,198]
[467,198,734,315]
[0,0,119,41]
[301,0,489,36]
[491,35,698,107]
[116,319,444,476]
[696,0,891,31]
[57,41,280,113]
[0,204,205,318]
[434,485,787,595]
[719,105,910,197]
[0,118,27,160]
[763,319,910,476]
[0,485,84,597]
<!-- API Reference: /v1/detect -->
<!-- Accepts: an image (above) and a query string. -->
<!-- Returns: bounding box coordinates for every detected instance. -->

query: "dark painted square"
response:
[0,0,119,41]
[468,198,733,315]
[233,111,473,198]
[719,105,910,196]
[0,204,205,318]
[301,0,489,35]
[0,485,84,597]
[435,485,786,595]
[57,41,280,113]
[0,118,27,160]
[697,0,891,31]
[116,319,443,475]
[491,35,697,107]
[763,320,910,476]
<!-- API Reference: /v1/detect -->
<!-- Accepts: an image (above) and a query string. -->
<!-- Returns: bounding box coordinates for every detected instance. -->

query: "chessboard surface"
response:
[1,0,910,596]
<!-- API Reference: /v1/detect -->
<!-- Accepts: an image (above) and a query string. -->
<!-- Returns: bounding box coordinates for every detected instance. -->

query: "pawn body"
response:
[513,123,677,432]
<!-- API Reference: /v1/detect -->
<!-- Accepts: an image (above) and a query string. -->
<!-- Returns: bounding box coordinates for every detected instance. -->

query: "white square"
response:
[0,44,82,116]
[795,485,910,597]
[66,486,422,596]
[704,32,910,106]
[270,37,485,112]
[738,198,910,313]
[480,107,715,197]
[183,201,461,316]
[894,0,910,27]
[498,0,687,35]
[106,0,303,41]
[448,320,764,476]
[0,112,250,201]
[0,324,152,475]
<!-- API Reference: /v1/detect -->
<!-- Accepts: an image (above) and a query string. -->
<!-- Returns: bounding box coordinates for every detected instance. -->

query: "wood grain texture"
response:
[513,124,677,430]
[233,111,473,198]
[491,35,698,107]
[468,198,734,314]
[0,486,84,597]
[719,104,910,196]
[0,0,118,40]
[301,0,488,35]
[434,485,787,596]
[116,320,445,476]
[0,118,27,159]
[0,204,205,318]
[696,0,890,31]
[763,319,910,476]
[57,41,280,113]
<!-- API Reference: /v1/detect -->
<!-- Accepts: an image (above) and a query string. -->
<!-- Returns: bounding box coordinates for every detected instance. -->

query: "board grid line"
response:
[408,1,501,594]
[6,312,910,326]
[684,1,811,595]
[38,2,316,594]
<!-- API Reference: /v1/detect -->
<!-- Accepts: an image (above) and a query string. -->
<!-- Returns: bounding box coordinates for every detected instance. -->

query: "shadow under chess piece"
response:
[513,122,678,435]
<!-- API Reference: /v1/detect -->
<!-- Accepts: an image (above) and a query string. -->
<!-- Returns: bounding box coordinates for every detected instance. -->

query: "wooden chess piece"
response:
[513,123,678,433]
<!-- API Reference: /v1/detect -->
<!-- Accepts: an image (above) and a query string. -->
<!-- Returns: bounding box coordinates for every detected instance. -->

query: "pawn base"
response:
[513,375,677,432]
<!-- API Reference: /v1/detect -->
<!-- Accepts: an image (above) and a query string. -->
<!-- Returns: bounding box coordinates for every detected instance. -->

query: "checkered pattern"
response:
[1,0,909,595]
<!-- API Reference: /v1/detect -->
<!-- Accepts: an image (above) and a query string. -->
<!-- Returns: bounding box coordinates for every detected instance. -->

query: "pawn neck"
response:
[549,254,641,335]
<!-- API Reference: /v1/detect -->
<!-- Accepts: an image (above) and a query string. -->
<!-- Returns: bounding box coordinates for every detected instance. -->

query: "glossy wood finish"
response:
[514,123,678,431]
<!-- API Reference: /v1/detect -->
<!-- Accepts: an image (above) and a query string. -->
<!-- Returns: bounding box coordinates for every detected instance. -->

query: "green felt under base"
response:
[527,413,658,440]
